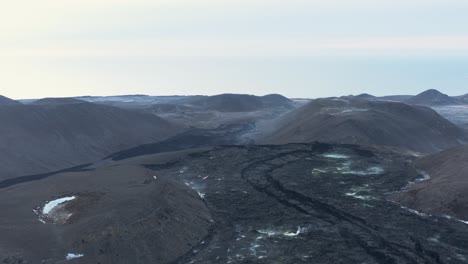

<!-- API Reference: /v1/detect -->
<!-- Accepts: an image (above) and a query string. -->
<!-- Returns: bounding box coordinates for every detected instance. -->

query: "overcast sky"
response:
[1,0,468,99]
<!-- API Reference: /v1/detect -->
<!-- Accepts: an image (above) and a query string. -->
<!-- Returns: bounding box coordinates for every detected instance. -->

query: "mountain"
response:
[393,145,468,220]
[455,93,468,104]
[0,102,181,179]
[179,94,295,112]
[259,98,467,153]
[0,95,21,105]
[406,89,462,106]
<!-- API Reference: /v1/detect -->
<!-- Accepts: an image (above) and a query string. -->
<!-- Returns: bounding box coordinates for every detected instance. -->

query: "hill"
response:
[0,95,21,105]
[406,89,462,106]
[0,102,181,179]
[0,160,211,264]
[259,98,466,153]
[393,145,468,220]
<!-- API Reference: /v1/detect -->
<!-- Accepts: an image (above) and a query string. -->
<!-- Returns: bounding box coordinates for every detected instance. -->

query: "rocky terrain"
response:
[146,94,296,129]
[1,143,468,263]
[0,101,181,179]
[432,105,468,131]
[393,145,468,221]
[258,98,467,153]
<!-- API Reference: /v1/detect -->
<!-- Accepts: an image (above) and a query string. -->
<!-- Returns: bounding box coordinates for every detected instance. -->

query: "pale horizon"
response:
[2,0,468,99]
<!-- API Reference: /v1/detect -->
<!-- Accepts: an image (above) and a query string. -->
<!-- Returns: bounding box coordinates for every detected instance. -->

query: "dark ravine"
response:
[0,163,92,189]
[106,123,256,161]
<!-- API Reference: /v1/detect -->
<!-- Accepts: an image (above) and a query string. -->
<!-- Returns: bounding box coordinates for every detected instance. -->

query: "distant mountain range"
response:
[16,89,468,108]
[343,89,466,106]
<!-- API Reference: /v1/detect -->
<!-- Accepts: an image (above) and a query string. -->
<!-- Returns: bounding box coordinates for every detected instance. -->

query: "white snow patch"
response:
[400,171,431,192]
[338,108,369,114]
[322,153,350,159]
[257,226,306,238]
[283,227,306,237]
[401,206,428,217]
[451,216,468,225]
[66,253,84,260]
[341,166,384,175]
[415,171,431,182]
[43,196,76,214]
[345,192,375,201]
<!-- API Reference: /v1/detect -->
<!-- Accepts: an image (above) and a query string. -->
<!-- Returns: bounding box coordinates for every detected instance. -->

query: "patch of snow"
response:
[153,175,157,180]
[258,226,306,238]
[416,171,431,182]
[399,171,431,192]
[340,108,369,114]
[312,168,327,174]
[283,227,306,237]
[401,206,429,217]
[341,166,384,175]
[322,153,350,159]
[257,229,279,236]
[428,235,440,243]
[43,196,76,214]
[197,192,206,199]
[66,253,84,260]
[456,253,467,261]
[345,192,375,201]
[444,214,468,225]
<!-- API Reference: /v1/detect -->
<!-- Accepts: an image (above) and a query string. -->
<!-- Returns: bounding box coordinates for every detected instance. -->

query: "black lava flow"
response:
[152,143,468,264]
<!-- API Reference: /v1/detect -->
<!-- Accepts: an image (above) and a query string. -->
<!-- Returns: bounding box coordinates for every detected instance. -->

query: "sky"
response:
[1,0,468,99]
